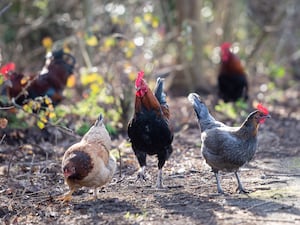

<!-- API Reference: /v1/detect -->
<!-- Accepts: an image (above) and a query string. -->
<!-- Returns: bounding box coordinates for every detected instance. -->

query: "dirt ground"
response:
[0,89,300,225]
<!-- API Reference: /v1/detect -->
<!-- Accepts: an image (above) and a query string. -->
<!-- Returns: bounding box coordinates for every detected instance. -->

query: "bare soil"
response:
[1,90,300,225]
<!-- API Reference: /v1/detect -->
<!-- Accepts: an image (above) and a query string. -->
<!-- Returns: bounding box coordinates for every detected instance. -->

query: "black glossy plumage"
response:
[218,73,248,102]
[128,109,173,169]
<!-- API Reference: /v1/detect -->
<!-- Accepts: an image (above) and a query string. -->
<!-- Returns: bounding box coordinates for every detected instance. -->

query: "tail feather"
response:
[154,77,167,105]
[188,93,223,131]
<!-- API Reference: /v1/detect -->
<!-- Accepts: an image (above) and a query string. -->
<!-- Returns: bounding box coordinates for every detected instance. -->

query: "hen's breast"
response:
[64,149,94,181]
[128,110,173,155]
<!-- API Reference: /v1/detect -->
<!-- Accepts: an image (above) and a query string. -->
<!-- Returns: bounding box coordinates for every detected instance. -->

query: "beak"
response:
[265,114,271,119]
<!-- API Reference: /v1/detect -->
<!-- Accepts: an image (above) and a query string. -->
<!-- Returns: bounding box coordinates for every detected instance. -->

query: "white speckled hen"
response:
[59,114,116,202]
[188,93,270,194]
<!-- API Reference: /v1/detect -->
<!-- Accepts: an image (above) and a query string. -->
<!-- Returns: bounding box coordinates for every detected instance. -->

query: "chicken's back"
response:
[188,93,224,131]
[201,126,257,172]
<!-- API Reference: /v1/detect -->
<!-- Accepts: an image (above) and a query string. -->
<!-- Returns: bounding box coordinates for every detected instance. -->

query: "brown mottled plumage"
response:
[59,114,116,202]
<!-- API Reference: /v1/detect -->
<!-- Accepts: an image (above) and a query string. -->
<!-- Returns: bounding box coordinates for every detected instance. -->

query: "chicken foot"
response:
[57,189,75,202]
[234,171,248,193]
[136,166,147,182]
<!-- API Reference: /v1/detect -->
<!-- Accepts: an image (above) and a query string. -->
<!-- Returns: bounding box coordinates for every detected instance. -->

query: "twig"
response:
[0,133,6,144]
[245,201,271,210]
[7,147,21,178]
[0,105,14,110]
[0,2,12,16]
[118,147,122,178]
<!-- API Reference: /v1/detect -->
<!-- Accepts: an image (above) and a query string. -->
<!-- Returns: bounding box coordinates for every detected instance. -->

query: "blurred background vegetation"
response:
[0,0,299,135]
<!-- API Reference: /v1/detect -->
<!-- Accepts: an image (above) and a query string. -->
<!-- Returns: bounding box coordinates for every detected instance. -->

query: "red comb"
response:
[257,103,269,114]
[0,62,15,76]
[221,42,231,51]
[135,71,144,87]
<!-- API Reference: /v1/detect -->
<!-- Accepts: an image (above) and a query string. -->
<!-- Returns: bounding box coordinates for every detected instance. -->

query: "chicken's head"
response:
[63,163,76,178]
[0,62,15,79]
[220,42,232,62]
[135,71,148,97]
[256,103,270,124]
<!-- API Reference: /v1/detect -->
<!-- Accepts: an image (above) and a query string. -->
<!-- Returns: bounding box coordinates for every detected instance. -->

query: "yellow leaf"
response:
[80,72,104,86]
[0,76,4,85]
[37,120,45,129]
[40,116,48,123]
[104,37,116,48]
[85,34,98,47]
[66,74,76,88]
[143,13,152,23]
[134,16,143,25]
[21,76,30,85]
[63,44,71,54]
[151,17,159,28]
[42,37,53,51]
[128,72,136,81]
[125,49,134,58]
[44,96,52,105]
[23,104,32,113]
[127,41,136,50]
[90,83,100,94]
[48,112,56,119]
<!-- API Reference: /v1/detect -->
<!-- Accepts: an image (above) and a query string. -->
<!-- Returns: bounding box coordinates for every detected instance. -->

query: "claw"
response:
[57,193,73,202]
[57,189,74,203]
[136,171,147,182]
[237,187,249,194]
[234,172,249,194]
[135,166,147,182]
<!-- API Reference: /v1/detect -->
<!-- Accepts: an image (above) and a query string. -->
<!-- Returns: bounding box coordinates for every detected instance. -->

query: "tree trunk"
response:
[170,0,212,96]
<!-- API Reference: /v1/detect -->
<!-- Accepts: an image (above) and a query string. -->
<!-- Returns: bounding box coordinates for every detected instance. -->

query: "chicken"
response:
[218,42,248,102]
[59,114,116,202]
[0,49,75,106]
[188,93,270,194]
[127,71,173,188]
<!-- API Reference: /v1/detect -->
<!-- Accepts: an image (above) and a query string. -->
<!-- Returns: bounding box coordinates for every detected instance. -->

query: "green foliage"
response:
[215,99,248,120]
[268,63,286,79]
[76,122,91,136]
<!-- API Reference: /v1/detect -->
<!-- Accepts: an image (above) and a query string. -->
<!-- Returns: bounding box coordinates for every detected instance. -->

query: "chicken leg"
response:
[214,171,224,194]
[234,171,248,193]
[136,166,147,182]
[156,169,163,189]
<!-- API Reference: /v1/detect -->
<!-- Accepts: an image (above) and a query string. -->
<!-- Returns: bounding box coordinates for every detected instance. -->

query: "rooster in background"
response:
[128,71,173,188]
[60,114,116,202]
[188,93,270,194]
[218,42,248,102]
[0,49,75,106]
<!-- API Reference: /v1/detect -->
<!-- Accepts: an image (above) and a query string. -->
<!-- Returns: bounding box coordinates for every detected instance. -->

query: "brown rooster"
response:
[0,49,75,106]
[128,71,173,188]
[218,42,248,102]
[188,93,270,194]
[59,114,116,202]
